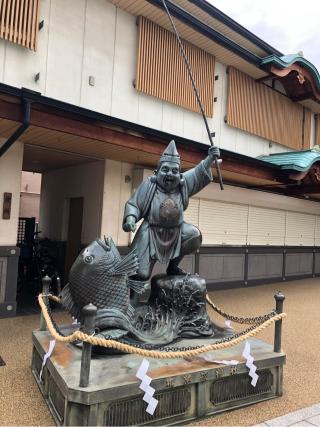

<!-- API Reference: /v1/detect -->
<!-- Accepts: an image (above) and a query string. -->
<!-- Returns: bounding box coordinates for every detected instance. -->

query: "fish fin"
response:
[128,278,147,294]
[110,250,139,276]
[60,284,81,320]
[127,303,135,318]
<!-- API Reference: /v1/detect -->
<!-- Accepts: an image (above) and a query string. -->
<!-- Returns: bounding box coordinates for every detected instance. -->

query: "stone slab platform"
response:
[31,328,285,426]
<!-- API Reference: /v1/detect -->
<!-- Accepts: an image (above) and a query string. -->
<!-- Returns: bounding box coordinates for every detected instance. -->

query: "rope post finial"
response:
[79,303,97,388]
[274,291,285,353]
[56,275,62,295]
[39,275,52,331]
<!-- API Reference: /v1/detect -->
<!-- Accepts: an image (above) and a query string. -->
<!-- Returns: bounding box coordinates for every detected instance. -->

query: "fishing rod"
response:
[160,0,224,190]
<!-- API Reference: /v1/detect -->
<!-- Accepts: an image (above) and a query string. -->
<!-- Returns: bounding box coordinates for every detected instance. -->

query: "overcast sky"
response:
[209,0,320,71]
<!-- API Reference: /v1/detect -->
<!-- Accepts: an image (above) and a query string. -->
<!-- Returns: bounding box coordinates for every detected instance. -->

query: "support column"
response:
[0,141,23,317]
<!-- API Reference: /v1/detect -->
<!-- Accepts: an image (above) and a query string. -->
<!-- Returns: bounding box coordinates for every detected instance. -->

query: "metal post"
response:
[274,291,285,353]
[79,303,97,388]
[56,275,62,295]
[39,275,52,331]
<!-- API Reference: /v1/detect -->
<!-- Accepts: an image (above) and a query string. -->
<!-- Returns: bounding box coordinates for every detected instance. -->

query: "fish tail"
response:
[127,303,135,318]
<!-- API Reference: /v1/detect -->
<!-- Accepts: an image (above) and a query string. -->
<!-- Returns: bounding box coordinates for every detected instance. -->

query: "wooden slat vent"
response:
[227,67,312,150]
[0,0,40,50]
[315,115,320,146]
[302,108,312,149]
[136,16,215,116]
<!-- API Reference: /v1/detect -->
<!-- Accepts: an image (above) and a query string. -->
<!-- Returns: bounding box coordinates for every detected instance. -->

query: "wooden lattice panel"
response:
[0,0,40,50]
[303,108,312,149]
[136,16,215,117]
[315,115,320,146]
[227,67,310,150]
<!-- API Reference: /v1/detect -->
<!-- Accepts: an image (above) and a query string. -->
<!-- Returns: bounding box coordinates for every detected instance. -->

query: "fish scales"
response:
[69,267,129,312]
[61,237,138,319]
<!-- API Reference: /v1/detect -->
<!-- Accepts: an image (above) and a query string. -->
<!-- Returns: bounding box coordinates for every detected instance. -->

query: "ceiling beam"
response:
[285,184,320,195]
[0,98,284,183]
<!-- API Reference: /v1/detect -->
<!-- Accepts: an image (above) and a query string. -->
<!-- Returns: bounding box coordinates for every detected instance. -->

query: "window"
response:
[227,67,312,150]
[136,17,215,116]
[0,0,40,50]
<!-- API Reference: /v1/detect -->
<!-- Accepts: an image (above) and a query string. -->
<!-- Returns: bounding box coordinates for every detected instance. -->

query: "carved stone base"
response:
[32,328,285,426]
[147,274,228,338]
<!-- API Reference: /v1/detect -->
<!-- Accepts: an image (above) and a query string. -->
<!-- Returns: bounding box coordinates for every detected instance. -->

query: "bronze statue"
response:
[123,140,220,280]
[60,141,230,346]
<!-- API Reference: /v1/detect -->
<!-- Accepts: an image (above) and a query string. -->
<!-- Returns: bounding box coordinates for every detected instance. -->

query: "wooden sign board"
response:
[2,192,12,220]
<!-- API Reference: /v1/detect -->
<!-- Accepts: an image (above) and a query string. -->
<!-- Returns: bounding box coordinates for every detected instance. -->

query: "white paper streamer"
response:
[136,358,149,380]
[136,359,159,415]
[146,397,159,415]
[242,341,259,387]
[224,319,234,329]
[39,339,56,381]
[139,374,152,391]
[212,359,239,366]
[200,354,239,365]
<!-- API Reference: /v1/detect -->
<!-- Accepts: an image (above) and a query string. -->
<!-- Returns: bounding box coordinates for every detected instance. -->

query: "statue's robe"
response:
[123,160,213,274]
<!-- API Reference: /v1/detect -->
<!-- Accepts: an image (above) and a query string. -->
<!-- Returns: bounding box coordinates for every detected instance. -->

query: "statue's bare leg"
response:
[130,258,156,306]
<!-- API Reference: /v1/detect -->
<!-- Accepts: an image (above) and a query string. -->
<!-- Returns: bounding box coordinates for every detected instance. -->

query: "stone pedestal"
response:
[32,327,285,426]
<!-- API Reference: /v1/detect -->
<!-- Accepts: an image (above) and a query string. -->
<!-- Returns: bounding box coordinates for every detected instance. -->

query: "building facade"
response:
[1,0,320,317]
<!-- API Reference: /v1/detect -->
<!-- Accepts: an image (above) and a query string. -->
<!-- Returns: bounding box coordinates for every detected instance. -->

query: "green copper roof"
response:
[261,54,320,92]
[259,147,320,172]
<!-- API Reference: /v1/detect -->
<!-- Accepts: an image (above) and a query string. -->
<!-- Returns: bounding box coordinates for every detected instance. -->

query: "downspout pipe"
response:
[0,98,31,157]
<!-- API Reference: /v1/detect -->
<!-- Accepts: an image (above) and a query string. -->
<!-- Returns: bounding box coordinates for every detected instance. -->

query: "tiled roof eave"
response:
[261,54,320,93]
[259,150,320,173]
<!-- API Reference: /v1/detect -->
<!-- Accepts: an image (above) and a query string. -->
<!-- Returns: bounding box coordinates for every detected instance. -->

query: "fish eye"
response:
[84,255,94,264]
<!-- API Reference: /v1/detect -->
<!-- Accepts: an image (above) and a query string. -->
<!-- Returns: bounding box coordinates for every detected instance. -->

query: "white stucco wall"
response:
[20,171,42,194]
[39,161,104,244]
[19,193,41,221]
[0,0,296,158]
[100,161,320,247]
[0,141,23,246]
[100,159,134,246]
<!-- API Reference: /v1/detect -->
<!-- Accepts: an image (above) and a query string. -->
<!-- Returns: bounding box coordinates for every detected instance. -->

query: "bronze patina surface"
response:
[32,329,285,426]
[59,141,228,346]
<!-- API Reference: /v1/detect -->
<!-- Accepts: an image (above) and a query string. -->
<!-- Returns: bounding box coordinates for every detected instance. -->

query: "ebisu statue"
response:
[123,140,220,281]
[61,141,231,346]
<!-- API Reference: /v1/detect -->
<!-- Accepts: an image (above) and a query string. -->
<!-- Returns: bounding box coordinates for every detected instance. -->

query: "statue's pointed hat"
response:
[159,140,180,165]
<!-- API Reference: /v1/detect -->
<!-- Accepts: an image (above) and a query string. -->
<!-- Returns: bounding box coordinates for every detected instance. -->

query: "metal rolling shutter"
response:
[184,198,200,227]
[199,199,248,245]
[247,206,285,245]
[314,217,320,246]
[285,212,316,246]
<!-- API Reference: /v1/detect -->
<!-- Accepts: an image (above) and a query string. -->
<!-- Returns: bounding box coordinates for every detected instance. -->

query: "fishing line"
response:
[160,0,224,190]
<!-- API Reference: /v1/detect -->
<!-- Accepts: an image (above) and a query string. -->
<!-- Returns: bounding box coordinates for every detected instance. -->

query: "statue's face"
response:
[156,161,180,192]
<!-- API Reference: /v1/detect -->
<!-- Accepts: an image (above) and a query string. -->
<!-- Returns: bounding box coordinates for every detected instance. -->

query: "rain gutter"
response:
[0,96,31,157]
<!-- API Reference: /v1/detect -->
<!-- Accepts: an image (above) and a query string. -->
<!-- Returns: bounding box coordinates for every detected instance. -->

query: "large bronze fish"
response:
[60,236,142,325]
[61,237,183,345]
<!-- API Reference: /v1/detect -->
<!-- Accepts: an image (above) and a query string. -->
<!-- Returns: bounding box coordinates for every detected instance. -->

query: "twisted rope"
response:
[38,294,286,359]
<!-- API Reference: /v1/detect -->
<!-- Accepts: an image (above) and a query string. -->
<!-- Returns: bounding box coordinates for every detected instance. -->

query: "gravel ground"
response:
[0,278,319,426]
